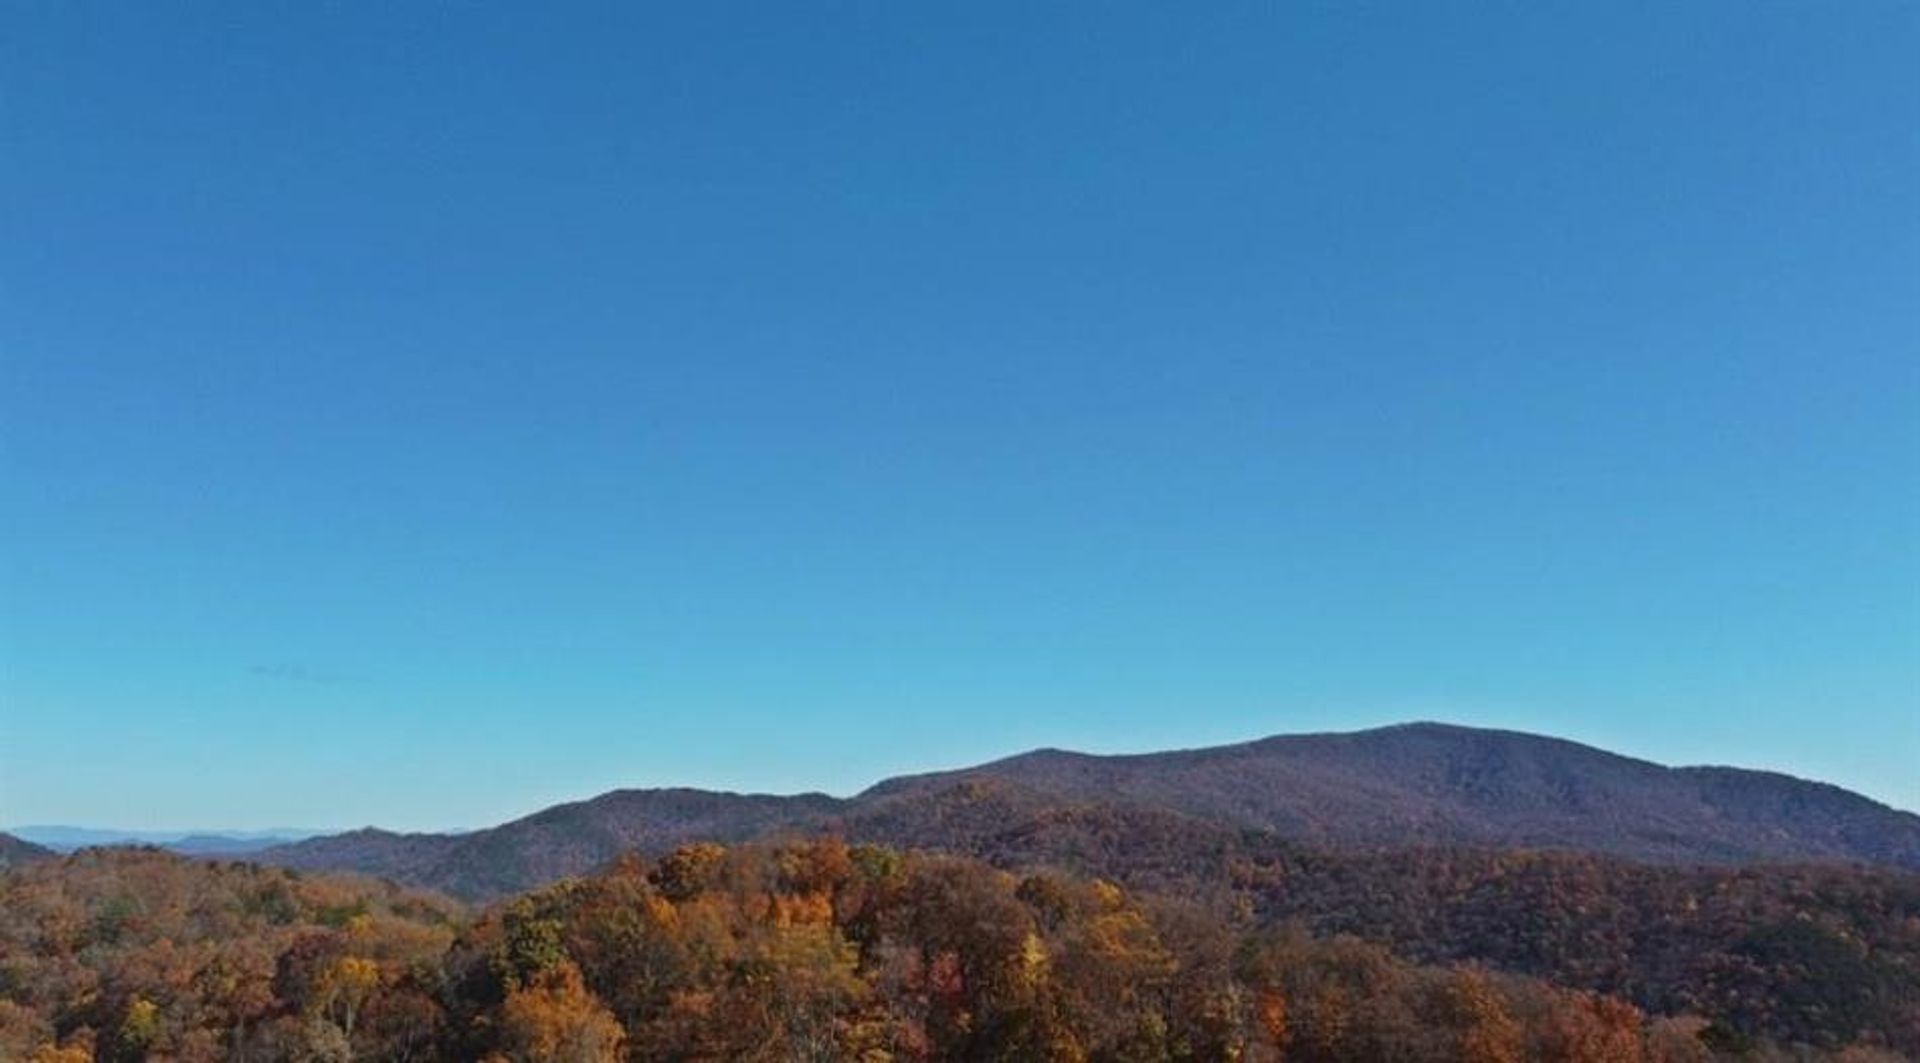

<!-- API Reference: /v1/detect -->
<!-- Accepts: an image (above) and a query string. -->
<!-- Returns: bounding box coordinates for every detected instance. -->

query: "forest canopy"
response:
[3,843,1916,1062]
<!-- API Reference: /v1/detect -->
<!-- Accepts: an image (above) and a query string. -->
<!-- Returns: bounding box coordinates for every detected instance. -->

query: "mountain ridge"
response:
[4,825,326,853]
[0,831,56,869]
[259,722,1920,899]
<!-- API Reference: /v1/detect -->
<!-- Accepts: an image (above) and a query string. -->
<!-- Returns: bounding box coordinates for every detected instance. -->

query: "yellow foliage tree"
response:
[495,960,624,1063]
[314,955,381,1041]
[1452,971,1523,1063]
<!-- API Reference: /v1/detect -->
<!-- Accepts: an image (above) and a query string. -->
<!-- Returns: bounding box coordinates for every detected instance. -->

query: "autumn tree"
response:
[1448,970,1523,1063]
[492,960,624,1063]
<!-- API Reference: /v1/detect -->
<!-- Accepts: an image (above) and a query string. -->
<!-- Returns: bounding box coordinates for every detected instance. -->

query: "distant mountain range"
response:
[258,722,1920,900]
[4,826,326,854]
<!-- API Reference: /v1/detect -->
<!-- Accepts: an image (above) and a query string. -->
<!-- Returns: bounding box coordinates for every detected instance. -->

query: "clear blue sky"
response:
[3,3,1915,830]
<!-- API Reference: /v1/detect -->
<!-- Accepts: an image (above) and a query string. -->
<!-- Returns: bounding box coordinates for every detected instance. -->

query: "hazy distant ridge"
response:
[5,826,325,854]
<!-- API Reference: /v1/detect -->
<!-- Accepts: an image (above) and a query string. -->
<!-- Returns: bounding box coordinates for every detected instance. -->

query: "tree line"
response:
[0,844,1910,1061]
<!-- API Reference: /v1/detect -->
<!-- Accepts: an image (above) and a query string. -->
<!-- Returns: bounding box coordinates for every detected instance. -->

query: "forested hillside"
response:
[261,724,1920,903]
[0,849,461,1062]
[864,723,1920,868]
[4,845,1913,1062]
[0,834,54,871]
[14,727,1920,1059]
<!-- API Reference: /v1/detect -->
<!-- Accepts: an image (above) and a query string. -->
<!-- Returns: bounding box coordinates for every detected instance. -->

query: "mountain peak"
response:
[260,722,1920,900]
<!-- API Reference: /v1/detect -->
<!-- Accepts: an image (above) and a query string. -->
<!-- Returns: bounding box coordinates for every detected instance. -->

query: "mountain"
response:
[867,722,1920,867]
[0,831,56,869]
[164,833,317,855]
[260,722,1920,900]
[7,825,324,853]
[269,789,842,901]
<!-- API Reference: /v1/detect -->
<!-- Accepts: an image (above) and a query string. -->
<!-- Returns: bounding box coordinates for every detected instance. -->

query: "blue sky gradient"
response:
[3,3,1916,829]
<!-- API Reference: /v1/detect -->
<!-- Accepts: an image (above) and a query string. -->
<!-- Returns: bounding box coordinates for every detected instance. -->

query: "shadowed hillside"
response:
[869,723,1920,867]
[270,789,843,901]
[0,831,54,869]
[262,723,1920,902]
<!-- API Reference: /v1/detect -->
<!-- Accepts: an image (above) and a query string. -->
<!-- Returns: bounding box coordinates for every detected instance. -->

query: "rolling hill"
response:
[261,722,1920,900]
[867,722,1920,866]
[4,825,322,853]
[0,831,55,869]
[267,790,842,901]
